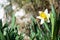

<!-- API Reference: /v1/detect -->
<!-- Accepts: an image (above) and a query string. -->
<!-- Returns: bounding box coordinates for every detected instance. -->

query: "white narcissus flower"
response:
[36,9,50,24]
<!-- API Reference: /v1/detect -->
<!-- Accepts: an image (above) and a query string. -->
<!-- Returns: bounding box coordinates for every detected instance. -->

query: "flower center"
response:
[40,12,47,20]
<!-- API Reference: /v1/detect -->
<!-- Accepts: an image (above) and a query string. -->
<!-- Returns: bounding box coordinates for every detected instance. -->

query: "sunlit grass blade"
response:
[50,4,56,40]
[50,12,54,39]
[44,22,50,32]
[11,14,16,29]
[53,15,60,40]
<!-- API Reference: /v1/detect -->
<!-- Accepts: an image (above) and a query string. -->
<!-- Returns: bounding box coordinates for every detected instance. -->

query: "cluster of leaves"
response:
[0,14,24,40]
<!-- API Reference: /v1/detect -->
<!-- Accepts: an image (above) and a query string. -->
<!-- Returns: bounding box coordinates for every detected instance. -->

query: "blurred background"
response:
[0,0,60,40]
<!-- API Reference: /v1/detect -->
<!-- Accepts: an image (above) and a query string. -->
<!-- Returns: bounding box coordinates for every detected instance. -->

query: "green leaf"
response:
[50,4,56,40]
[0,19,2,30]
[44,22,50,32]
[51,4,56,18]
[11,14,16,29]
[0,31,6,40]
[50,13,55,38]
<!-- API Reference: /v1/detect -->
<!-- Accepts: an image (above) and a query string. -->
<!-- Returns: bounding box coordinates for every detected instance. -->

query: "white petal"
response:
[38,11,42,14]
[40,19,44,24]
[47,19,50,23]
[36,16,40,19]
[44,9,48,14]
[48,14,50,18]
[36,16,42,19]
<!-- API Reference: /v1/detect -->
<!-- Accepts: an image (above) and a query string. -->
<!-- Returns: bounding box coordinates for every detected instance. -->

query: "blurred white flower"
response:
[24,35,30,40]
[23,18,30,24]
[36,9,50,24]
[12,5,16,10]
[0,7,5,19]
[0,0,10,7]
[12,3,19,11]
[15,8,25,18]
[0,6,6,26]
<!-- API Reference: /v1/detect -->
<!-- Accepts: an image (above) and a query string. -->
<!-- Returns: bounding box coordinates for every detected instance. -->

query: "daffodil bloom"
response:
[36,9,50,24]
